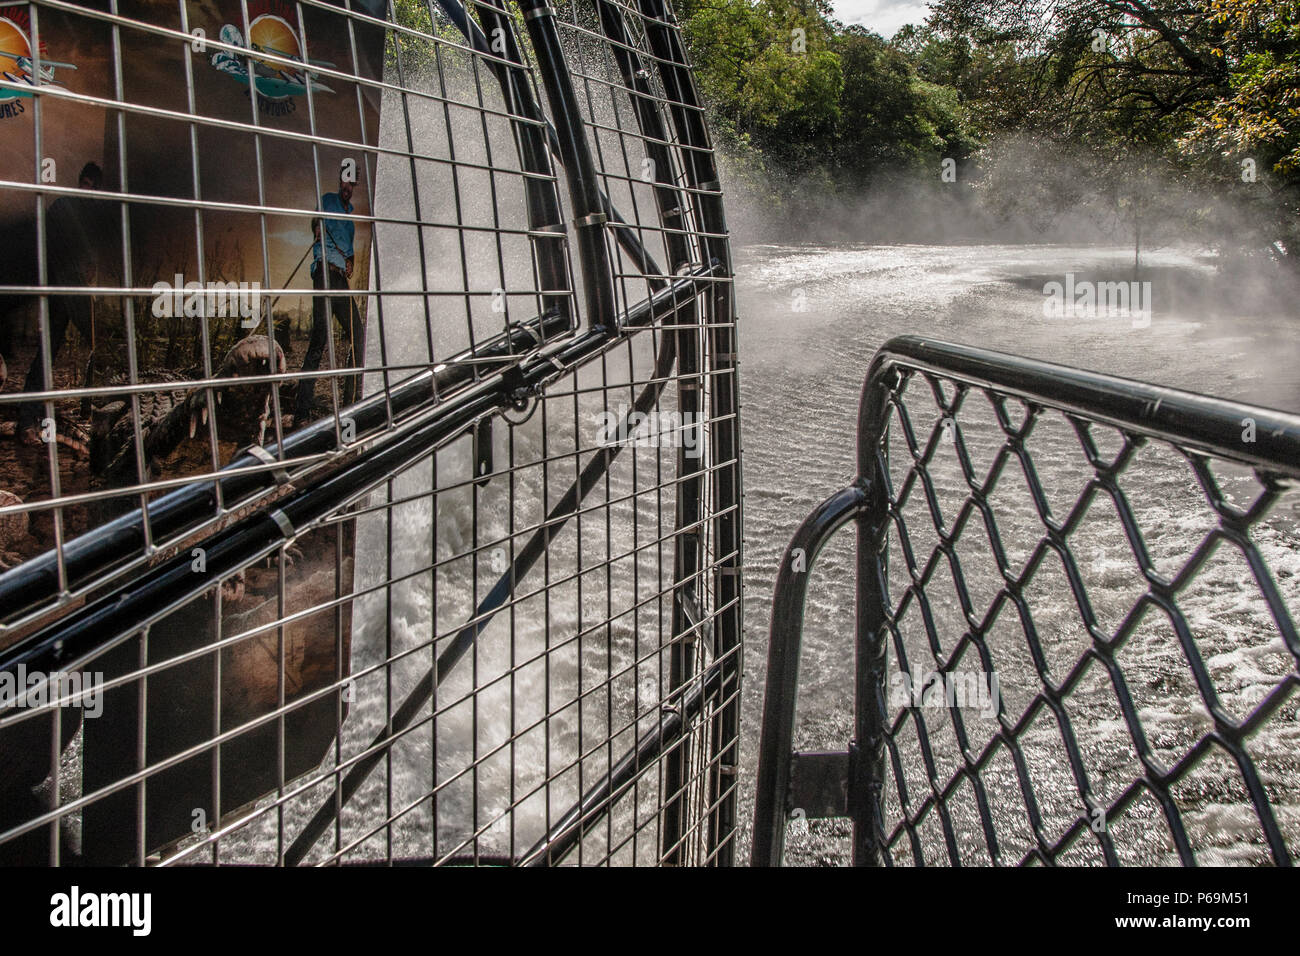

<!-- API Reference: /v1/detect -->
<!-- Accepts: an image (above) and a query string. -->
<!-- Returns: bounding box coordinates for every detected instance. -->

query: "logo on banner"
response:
[0,8,78,119]
[208,3,333,116]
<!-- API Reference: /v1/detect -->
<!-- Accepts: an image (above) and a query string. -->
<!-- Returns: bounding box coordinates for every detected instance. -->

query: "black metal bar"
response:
[515,0,618,331]
[592,0,693,273]
[866,336,1300,475]
[638,0,744,865]
[441,0,671,295]
[788,751,851,819]
[751,482,869,867]
[0,308,572,629]
[431,0,572,325]
[853,442,892,866]
[590,0,703,861]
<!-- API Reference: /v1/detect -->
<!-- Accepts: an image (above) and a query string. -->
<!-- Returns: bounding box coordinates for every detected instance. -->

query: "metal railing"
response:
[0,0,741,866]
[754,335,1300,867]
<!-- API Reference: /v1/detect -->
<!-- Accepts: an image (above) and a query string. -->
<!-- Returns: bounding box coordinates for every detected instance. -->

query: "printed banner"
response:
[0,0,387,863]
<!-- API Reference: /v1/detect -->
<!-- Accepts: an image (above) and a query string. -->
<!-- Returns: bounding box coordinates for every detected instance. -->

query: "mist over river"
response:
[732,242,1300,865]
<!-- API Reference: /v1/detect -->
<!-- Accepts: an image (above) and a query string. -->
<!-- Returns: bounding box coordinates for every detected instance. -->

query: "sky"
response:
[828,0,932,37]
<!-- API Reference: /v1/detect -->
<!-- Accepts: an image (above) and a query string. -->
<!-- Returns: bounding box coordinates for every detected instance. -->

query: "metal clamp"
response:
[268,508,296,539]
[529,222,567,238]
[523,4,556,20]
[246,444,290,485]
[574,211,607,229]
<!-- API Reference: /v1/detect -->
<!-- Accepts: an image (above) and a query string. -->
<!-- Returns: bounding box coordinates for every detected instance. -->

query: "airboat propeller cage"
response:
[0,0,742,865]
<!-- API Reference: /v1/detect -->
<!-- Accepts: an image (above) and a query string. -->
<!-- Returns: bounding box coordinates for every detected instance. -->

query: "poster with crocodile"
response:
[0,0,386,863]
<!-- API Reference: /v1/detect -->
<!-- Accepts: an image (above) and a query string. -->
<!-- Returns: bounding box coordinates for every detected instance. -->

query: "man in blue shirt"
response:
[294,165,363,423]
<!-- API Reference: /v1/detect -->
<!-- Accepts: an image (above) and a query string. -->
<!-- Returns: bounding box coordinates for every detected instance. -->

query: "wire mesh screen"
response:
[870,353,1300,866]
[0,0,742,866]
[753,336,1300,868]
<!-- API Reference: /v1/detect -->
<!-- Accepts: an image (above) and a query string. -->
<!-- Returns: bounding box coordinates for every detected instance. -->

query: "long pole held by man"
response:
[294,162,364,427]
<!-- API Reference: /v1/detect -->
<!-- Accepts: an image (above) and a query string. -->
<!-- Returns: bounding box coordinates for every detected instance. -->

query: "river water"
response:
[732,242,1300,865]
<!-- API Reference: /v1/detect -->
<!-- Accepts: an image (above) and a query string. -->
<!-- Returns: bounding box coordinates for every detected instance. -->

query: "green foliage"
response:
[679,2,977,182]
[669,0,1295,256]
[679,0,843,157]
[833,29,968,175]
[386,0,472,74]
[1186,0,1300,178]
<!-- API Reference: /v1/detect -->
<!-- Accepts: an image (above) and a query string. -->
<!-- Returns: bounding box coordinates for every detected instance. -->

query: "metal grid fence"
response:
[0,0,742,866]
[755,335,1300,867]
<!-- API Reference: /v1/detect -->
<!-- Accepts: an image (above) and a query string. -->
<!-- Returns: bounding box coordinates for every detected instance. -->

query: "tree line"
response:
[677,0,1299,262]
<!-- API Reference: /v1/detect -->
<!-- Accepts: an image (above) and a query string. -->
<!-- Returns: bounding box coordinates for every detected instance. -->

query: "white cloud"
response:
[828,0,931,37]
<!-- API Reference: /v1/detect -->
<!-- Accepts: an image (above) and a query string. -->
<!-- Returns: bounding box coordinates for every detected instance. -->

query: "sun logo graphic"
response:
[0,11,77,119]
[209,9,333,117]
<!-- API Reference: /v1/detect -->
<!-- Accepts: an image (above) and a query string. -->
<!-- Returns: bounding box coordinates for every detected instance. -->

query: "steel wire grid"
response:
[0,0,742,866]
[755,336,1300,867]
